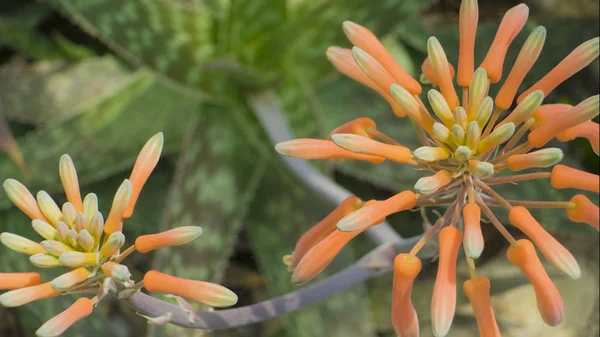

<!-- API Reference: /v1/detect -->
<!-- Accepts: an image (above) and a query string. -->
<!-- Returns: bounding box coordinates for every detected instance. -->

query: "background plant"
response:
[0,0,598,336]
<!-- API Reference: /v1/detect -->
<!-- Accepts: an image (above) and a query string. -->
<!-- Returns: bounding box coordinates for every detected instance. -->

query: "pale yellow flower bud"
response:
[74,213,87,232]
[30,254,62,268]
[82,193,98,226]
[0,232,45,255]
[61,202,76,227]
[56,221,69,242]
[451,124,466,144]
[100,232,125,258]
[88,211,104,241]
[3,179,45,221]
[477,122,515,154]
[413,147,450,162]
[465,121,480,149]
[467,68,490,119]
[59,252,97,268]
[475,96,494,128]
[41,240,73,257]
[428,89,454,126]
[36,191,62,226]
[453,106,468,128]
[32,220,58,241]
[454,146,472,162]
[78,230,94,252]
[433,123,452,142]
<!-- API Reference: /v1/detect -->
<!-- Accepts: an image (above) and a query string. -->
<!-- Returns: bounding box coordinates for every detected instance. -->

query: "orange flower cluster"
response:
[276,1,599,336]
[0,133,237,336]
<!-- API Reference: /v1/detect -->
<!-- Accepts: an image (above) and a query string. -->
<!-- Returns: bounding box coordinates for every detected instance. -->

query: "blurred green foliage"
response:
[0,0,597,337]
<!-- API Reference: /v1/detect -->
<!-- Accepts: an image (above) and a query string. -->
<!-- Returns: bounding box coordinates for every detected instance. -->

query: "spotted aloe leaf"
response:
[0,71,197,210]
[148,103,268,337]
[243,161,377,337]
[0,12,63,60]
[0,57,137,125]
[49,0,216,90]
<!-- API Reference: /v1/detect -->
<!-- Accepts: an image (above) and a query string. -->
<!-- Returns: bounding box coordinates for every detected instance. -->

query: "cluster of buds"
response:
[277,0,599,336]
[0,133,238,336]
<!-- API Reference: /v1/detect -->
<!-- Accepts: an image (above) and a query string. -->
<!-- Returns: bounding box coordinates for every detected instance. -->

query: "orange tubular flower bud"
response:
[275,139,384,164]
[509,206,580,279]
[557,121,599,155]
[101,262,132,282]
[327,47,406,117]
[327,118,376,140]
[392,254,421,337]
[457,0,478,86]
[50,267,91,291]
[331,134,413,164]
[36,298,93,337]
[3,179,46,221]
[59,155,83,212]
[479,4,529,83]
[462,203,484,259]
[144,270,238,307]
[343,21,421,94]
[135,226,203,253]
[528,95,599,148]
[421,57,456,87]
[103,180,132,235]
[352,47,396,94]
[431,226,462,337]
[507,148,563,171]
[414,170,452,195]
[518,37,599,103]
[566,195,599,231]
[551,164,599,193]
[532,103,572,127]
[291,229,361,284]
[289,197,360,270]
[427,37,460,109]
[495,26,546,109]
[336,191,416,232]
[0,272,42,290]
[0,282,61,307]
[390,84,437,132]
[123,132,163,219]
[507,239,564,326]
[463,276,501,337]
[497,90,544,128]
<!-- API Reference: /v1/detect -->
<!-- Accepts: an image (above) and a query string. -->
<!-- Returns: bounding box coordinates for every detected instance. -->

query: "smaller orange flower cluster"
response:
[0,133,238,336]
[276,0,599,336]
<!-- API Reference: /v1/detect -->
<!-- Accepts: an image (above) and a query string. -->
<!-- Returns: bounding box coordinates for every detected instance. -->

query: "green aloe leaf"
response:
[0,14,63,60]
[148,103,268,337]
[244,161,377,337]
[0,70,198,210]
[49,0,215,89]
[0,56,139,125]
